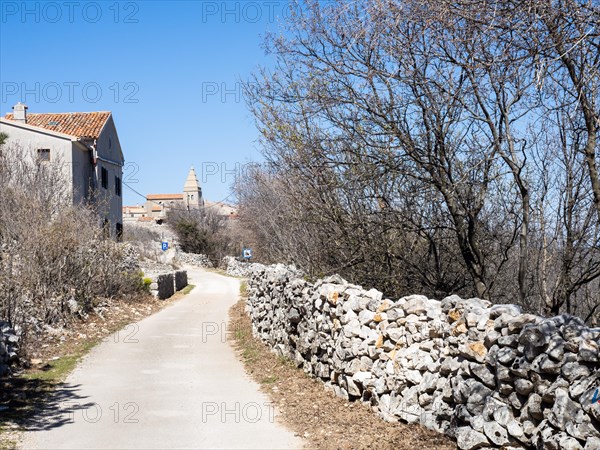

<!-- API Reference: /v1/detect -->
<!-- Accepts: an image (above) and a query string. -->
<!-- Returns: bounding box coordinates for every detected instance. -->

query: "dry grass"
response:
[228,295,457,450]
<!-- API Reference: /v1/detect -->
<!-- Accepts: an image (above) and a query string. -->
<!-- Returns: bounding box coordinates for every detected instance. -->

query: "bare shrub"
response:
[167,207,239,264]
[0,141,147,352]
[123,224,161,244]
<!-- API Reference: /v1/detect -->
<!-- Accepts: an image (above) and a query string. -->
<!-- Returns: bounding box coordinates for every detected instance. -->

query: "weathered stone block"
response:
[174,270,188,291]
[156,273,174,299]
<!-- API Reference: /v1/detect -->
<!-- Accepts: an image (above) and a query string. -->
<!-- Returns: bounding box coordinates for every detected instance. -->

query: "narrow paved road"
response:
[21,268,303,449]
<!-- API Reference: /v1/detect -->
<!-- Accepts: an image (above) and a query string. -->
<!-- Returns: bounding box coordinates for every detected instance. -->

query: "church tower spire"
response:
[183,166,203,209]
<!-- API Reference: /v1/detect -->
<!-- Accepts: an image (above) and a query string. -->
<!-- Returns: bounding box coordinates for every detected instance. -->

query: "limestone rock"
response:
[405,369,422,385]
[549,388,579,431]
[562,362,590,382]
[489,304,521,318]
[466,382,492,415]
[515,378,534,396]
[483,421,510,446]
[403,295,428,316]
[470,363,496,388]
[585,437,600,449]
[456,427,490,450]
[459,341,487,363]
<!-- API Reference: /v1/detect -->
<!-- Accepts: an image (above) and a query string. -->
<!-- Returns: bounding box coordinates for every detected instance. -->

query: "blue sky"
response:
[0,0,290,205]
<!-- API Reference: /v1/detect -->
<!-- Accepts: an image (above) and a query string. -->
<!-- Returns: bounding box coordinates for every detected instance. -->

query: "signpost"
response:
[242,248,252,260]
[161,242,169,252]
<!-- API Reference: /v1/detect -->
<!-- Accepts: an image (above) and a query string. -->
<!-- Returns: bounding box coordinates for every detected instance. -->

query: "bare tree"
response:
[238,0,599,321]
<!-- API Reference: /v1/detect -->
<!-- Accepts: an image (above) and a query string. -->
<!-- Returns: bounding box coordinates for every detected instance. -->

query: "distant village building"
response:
[0,102,125,237]
[123,167,237,223]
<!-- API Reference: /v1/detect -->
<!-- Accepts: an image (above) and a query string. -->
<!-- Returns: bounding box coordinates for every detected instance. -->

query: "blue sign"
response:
[242,248,252,259]
[161,242,169,251]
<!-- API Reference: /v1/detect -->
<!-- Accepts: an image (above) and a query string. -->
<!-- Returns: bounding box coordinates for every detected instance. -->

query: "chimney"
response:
[12,102,28,123]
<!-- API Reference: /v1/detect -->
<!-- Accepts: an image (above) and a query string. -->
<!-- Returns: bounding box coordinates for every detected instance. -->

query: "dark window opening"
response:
[115,176,122,196]
[116,223,123,241]
[37,148,50,162]
[101,167,108,189]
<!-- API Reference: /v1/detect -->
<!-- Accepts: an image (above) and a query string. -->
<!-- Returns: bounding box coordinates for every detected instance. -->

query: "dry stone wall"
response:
[175,270,188,291]
[223,256,302,278]
[222,256,269,277]
[246,264,600,449]
[0,321,19,377]
[151,273,174,299]
[176,252,213,268]
[145,270,188,299]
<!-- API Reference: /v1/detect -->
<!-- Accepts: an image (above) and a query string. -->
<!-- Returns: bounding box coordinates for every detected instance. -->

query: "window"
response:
[101,167,108,189]
[37,148,50,162]
[115,176,122,196]
[116,223,123,241]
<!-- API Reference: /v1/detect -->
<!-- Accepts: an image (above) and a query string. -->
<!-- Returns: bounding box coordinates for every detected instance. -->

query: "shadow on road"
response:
[1,376,91,432]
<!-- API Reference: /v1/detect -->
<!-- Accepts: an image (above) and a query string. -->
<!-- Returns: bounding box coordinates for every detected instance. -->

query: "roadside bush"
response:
[143,277,153,291]
[167,207,239,263]
[0,142,148,352]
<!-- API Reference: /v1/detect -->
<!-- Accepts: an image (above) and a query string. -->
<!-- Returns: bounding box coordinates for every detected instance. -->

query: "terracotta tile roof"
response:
[147,194,183,200]
[123,206,146,213]
[4,111,111,139]
[151,207,163,212]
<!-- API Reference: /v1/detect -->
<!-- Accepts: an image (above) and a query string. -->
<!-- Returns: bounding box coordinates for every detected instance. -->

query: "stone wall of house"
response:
[246,264,600,450]
[0,322,19,377]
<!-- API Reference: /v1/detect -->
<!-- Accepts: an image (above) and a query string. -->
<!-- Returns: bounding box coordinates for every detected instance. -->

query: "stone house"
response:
[124,167,204,222]
[123,167,237,222]
[0,102,125,237]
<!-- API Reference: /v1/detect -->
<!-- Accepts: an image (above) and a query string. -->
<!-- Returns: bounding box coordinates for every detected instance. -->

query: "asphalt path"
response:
[21,267,303,449]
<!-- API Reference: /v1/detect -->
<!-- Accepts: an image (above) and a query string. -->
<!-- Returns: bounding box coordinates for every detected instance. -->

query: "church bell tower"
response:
[183,166,203,210]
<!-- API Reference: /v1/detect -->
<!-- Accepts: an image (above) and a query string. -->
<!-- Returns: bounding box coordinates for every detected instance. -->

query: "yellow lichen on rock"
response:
[377,299,394,312]
[328,290,339,304]
[452,320,468,335]
[469,341,487,359]
[447,309,461,323]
